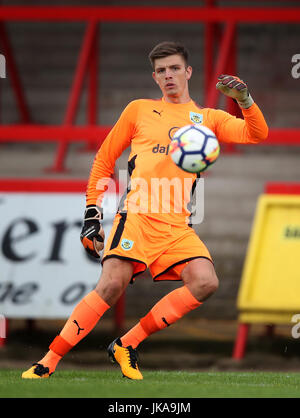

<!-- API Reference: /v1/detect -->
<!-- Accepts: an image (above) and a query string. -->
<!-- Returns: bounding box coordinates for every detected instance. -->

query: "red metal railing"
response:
[0,5,299,171]
[1,6,300,22]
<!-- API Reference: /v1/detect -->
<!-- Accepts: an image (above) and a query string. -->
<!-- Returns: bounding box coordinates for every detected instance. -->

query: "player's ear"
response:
[186,66,192,81]
[152,71,159,84]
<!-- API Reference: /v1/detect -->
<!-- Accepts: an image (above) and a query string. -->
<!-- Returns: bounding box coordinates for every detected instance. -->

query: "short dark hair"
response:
[148,41,189,69]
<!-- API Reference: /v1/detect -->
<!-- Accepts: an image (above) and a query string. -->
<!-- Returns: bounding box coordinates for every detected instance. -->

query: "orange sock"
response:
[39,350,62,375]
[120,323,149,349]
[121,285,201,348]
[39,290,110,372]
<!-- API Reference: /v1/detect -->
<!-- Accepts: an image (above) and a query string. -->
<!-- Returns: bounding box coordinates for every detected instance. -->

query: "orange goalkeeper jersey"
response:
[86,98,268,225]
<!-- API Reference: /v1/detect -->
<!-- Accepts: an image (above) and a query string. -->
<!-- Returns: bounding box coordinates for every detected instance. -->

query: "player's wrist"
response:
[237,93,254,109]
[84,204,103,222]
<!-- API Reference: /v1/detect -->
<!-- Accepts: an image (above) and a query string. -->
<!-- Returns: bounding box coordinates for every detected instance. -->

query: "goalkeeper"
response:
[22,41,268,380]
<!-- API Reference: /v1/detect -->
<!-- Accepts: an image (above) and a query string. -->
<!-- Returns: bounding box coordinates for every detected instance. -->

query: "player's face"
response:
[152,54,192,103]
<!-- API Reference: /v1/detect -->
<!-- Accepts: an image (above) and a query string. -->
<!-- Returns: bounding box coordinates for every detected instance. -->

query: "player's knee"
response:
[182,260,219,301]
[95,260,133,306]
[191,271,218,301]
[201,272,219,298]
[95,274,126,306]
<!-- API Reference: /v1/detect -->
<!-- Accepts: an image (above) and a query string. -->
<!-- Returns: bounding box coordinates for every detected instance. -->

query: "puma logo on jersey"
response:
[153,109,163,117]
[152,143,170,154]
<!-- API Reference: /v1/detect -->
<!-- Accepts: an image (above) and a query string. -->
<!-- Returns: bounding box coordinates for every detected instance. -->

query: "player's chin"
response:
[165,88,179,98]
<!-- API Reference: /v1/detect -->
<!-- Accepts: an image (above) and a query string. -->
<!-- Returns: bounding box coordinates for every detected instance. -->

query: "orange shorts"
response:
[102,212,213,282]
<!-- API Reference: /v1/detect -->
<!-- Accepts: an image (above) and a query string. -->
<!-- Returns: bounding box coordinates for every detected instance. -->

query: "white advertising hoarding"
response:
[0,189,116,318]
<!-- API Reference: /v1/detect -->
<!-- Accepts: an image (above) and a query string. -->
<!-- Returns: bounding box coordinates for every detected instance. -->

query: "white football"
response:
[169,125,220,173]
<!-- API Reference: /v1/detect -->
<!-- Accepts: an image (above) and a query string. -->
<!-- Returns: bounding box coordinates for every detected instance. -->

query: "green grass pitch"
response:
[1,369,300,398]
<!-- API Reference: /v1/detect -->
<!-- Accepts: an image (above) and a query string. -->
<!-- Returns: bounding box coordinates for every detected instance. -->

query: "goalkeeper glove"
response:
[216,74,254,109]
[80,205,104,259]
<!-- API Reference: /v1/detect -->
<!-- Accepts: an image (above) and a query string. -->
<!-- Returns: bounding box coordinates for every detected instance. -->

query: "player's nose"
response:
[165,68,173,78]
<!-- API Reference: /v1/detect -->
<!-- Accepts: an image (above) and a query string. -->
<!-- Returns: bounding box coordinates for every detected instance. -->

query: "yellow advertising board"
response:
[237,194,300,324]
